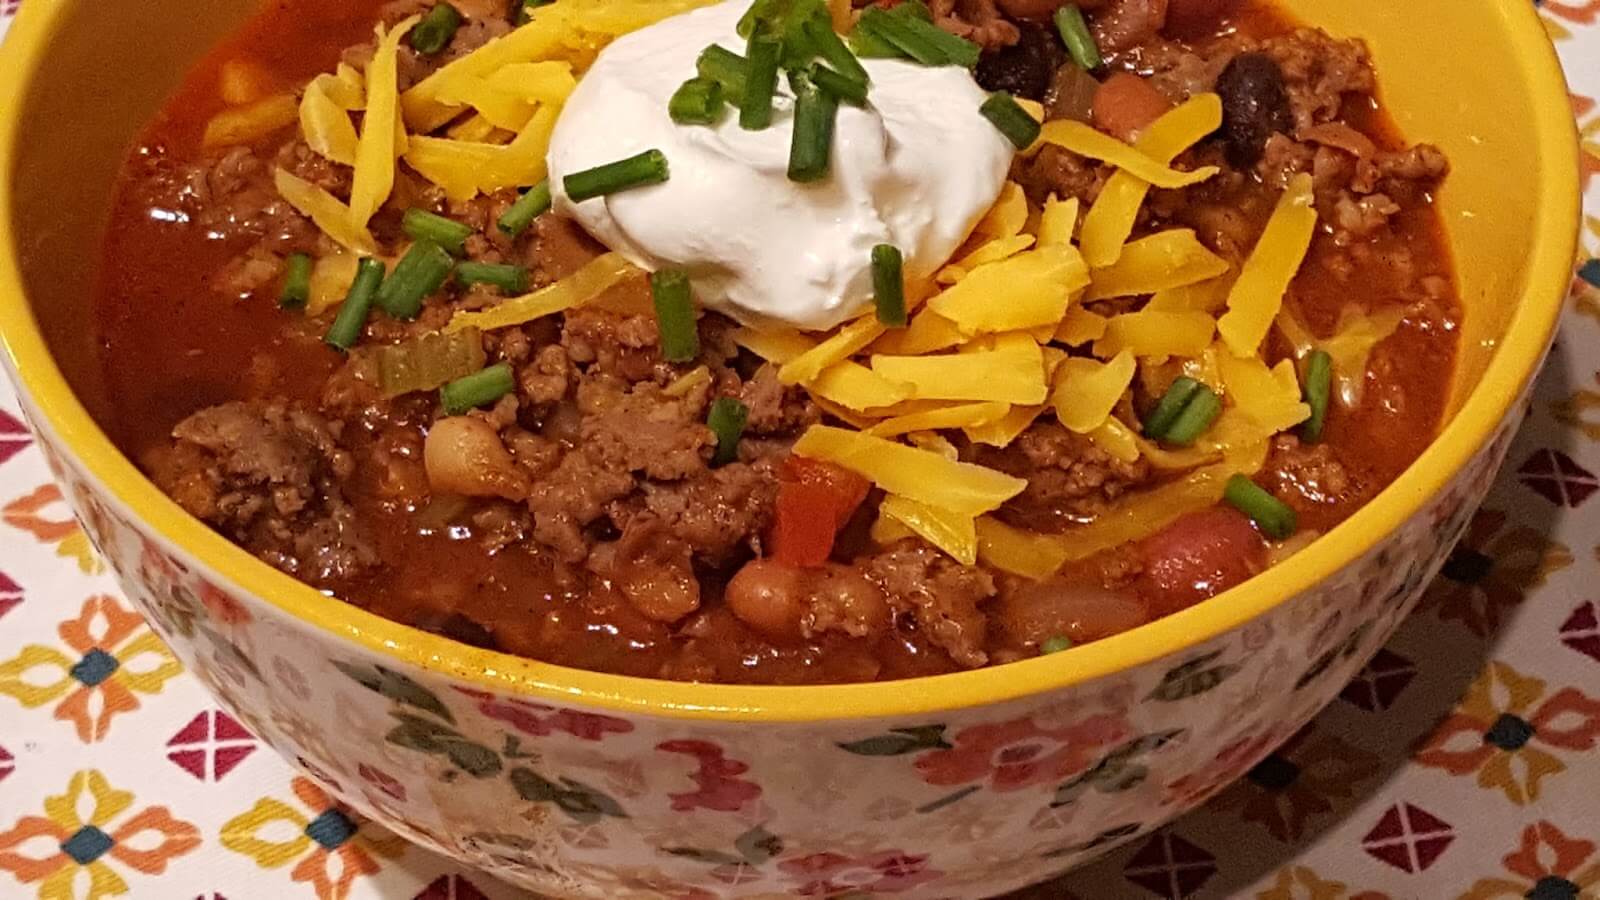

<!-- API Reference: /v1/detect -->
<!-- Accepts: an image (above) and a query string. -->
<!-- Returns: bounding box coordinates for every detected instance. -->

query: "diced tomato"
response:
[1135,506,1266,617]
[1091,72,1173,143]
[771,457,871,567]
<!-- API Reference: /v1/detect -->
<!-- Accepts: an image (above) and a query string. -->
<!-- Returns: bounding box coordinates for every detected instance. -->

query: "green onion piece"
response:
[279,252,313,309]
[455,261,529,294]
[856,7,980,68]
[809,63,868,105]
[377,240,455,320]
[324,258,386,351]
[410,3,462,55]
[516,0,553,26]
[1223,474,1297,540]
[1160,384,1222,446]
[650,269,700,363]
[402,208,474,255]
[564,149,670,203]
[707,397,750,466]
[737,0,792,38]
[1040,635,1073,654]
[739,35,782,130]
[375,327,487,398]
[787,71,838,183]
[980,91,1042,149]
[847,23,902,58]
[803,13,870,85]
[1054,5,1102,70]
[1142,376,1202,439]
[892,0,934,22]
[497,180,552,237]
[1300,350,1333,443]
[440,362,515,416]
[697,45,750,105]
[669,76,725,125]
[872,244,906,327]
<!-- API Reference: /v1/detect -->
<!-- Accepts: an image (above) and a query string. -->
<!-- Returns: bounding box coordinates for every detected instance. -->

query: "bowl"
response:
[0,0,1579,896]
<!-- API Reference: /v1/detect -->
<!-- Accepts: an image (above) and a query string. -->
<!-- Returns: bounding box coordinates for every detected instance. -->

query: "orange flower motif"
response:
[0,769,200,900]
[0,595,183,742]
[221,777,405,900]
[1205,726,1382,842]
[2,484,102,574]
[914,714,1129,792]
[1461,821,1600,900]
[1422,509,1572,637]
[1415,661,1600,805]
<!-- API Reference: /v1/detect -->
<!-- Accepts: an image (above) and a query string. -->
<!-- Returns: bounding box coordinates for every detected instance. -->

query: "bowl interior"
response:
[0,0,1577,718]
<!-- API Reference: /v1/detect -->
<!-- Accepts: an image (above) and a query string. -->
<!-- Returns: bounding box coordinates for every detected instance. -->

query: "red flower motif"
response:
[915,714,1128,792]
[358,764,406,802]
[198,584,252,627]
[779,850,941,895]
[656,740,761,813]
[453,688,633,741]
[1163,727,1285,807]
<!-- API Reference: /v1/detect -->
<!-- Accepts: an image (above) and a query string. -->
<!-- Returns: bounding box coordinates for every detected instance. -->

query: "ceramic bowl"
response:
[0,0,1579,896]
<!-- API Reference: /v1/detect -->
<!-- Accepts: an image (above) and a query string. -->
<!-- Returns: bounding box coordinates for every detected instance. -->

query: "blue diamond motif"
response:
[61,826,114,865]
[304,809,357,850]
[69,649,119,687]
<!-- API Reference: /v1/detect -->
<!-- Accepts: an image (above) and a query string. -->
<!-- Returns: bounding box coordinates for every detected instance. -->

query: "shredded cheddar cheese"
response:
[273,168,376,255]
[1030,119,1220,189]
[1217,172,1318,357]
[1084,229,1229,301]
[928,246,1088,335]
[445,252,637,333]
[793,426,1027,516]
[880,495,978,565]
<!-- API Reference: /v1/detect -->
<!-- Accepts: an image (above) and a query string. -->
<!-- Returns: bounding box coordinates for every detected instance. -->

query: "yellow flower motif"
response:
[0,595,183,742]
[1257,866,1388,900]
[222,777,405,900]
[0,770,200,900]
[1460,821,1600,900]
[1,485,104,574]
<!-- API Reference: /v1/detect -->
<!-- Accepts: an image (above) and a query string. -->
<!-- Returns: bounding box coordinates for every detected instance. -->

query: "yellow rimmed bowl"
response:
[0,0,1578,896]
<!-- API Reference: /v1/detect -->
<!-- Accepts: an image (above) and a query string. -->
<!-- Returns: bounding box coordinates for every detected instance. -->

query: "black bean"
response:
[975,23,1067,101]
[1214,52,1295,167]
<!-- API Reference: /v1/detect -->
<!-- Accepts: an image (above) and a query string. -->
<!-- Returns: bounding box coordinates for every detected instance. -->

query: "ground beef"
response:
[1012,144,1108,206]
[579,379,714,480]
[866,541,998,668]
[523,448,637,563]
[562,306,668,383]
[927,0,1020,49]
[1257,29,1375,131]
[1091,0,1169,54]
[150,401,376,582]
[628,456,782,564]
[275,140,352,198]
[977,422,1153,528]
[739,365,821,436]
[1263,433,1352,508]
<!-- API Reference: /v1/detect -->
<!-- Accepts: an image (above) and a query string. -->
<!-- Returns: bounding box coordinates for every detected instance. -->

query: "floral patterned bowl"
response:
[0,0,1580,896]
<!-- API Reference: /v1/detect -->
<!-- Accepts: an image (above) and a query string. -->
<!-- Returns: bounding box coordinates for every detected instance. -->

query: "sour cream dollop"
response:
[545,0,1014,330]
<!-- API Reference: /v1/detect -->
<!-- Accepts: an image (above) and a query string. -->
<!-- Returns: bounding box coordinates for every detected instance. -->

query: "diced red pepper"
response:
[770,456,871,567]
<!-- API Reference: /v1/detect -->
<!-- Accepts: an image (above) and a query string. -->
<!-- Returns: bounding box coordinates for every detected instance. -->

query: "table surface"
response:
[1,4,1598,898]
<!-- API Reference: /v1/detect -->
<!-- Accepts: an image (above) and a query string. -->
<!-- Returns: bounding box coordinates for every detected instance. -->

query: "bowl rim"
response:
[0,0,1580,722]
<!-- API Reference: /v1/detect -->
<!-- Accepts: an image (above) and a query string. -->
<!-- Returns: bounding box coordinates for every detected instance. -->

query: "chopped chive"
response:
[855,7,980,68]
[891,0,934,22]
[810,63,868,105]
[872,244,906,327]
[740,35,782,130]
[497,180,552,237]
[669,76,725,125]
[378,240,455,320]
[455,261,529,294]
[1223,474,1297,540]
[802,14,870,86]
[279,252,313,309]
[1054,5,1102,70]
[516,0,553,25]
[563,150,670,203]
[1300,350,1333,443]
[787,71,838,182]
[440,362,515,416]
[1142,376,1202,439]
[1160,384,1222,446]
[402,208,474,255]
[411,3,462,55]
[980,91,1042,149]
[697,45,750,105]
[737,0,790,38]
[847,23,902,58]
[707,397,750,466]
[324,258,386,351]
[1041,635,1073,654]
[650,269,699,363]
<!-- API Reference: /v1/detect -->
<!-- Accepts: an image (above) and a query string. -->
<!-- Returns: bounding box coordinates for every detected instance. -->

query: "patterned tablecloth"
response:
[2,3,1599,898]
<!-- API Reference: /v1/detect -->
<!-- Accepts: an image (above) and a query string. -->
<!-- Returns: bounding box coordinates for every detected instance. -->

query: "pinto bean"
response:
[423,416,531,501]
